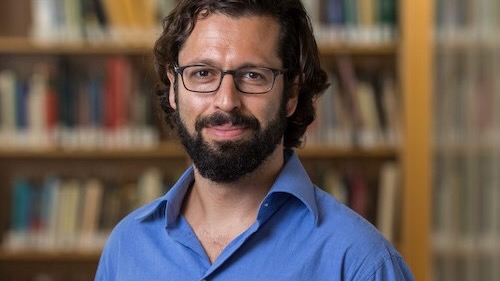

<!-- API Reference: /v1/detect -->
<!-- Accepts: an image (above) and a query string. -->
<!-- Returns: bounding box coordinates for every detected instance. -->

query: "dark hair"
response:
[153,0,329,148]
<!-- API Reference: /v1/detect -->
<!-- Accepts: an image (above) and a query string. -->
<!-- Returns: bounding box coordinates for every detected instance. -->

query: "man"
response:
[95,0,414,280]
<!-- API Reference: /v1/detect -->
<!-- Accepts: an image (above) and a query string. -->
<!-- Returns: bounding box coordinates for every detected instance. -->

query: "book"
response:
[354,80,383,147]
[30,0,59,42]
[347,172,369,218]
[79,178,104,250]
[432,3,500,275]
[137,167,164,205]
[336,56,363,147]
[376,162,401,242]
[0,70,17,145]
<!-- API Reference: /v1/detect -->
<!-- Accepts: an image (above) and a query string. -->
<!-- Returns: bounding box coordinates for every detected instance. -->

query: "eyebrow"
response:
[180,60,276,70]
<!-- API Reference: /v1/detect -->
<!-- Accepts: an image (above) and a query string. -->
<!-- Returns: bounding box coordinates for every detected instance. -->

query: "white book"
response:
[0,70,17,143]
[28,66,50,147]
[355,81,383,147]
[79,178,104,250]
[62,0,84,42]
[55,179,81,249]
[324,170,349,205]
[30,0,59,42]
[137,167,164,206]
[376,162,401,242]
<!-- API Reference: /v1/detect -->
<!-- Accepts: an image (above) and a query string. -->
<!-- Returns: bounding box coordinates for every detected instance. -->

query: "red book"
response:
[104,56,131,130]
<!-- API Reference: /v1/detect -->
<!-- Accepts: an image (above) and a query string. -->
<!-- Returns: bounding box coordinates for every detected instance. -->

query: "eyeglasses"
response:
[173,64,286,94]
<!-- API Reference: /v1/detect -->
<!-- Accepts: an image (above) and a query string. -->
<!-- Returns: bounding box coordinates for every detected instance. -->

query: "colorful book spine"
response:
[2,168,169,252]
[0,57,159,149]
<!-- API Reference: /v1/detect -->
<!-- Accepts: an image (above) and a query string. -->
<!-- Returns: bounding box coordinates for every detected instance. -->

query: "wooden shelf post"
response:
[400,0,433,280]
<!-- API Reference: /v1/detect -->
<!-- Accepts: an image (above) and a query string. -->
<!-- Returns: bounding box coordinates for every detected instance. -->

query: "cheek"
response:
[259,96,284,125]
[176,93,209,130]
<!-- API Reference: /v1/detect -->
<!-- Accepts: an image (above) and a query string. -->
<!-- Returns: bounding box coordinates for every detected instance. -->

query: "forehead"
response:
[178,13,282,67]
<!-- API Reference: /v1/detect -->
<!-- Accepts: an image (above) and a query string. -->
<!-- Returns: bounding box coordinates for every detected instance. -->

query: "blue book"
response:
[323,0,345,26]
[89,75,104,127]
[15,79,29,130]
[10,177,32,232]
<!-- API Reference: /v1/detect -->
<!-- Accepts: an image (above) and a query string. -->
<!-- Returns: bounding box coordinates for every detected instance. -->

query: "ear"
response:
[167,69,177,110]
[286,77,300,117]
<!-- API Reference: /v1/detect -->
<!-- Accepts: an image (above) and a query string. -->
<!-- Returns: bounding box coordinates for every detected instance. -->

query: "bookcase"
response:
[0,0,432,280]
[432,0,500,280]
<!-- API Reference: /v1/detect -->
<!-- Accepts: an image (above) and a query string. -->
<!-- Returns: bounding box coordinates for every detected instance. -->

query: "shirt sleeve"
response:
[366,255,415,281]
[94,237,118,281]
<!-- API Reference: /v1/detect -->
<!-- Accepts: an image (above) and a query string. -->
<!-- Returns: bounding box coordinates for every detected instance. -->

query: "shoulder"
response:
[101,197,167,255]
[313,187,414,280]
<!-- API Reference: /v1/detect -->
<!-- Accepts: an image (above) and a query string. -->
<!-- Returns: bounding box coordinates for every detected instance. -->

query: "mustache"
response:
[195,111,260,132]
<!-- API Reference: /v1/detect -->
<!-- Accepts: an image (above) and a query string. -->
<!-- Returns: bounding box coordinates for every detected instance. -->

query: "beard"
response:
[173,98,288,183]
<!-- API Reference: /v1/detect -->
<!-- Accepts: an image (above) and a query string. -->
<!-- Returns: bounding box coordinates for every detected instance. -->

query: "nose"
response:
[213,74,241,112]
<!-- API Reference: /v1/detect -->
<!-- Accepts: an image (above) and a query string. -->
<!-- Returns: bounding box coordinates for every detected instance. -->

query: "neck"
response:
[181,147,286,262]
[185,146,285,222]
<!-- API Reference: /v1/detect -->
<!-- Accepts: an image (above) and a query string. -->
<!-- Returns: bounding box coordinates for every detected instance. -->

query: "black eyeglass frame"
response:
[173,64,286,94]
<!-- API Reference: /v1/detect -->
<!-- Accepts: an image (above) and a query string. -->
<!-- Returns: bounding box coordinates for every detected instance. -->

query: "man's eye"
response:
[196,70,210,77]
[241,71,264,80]
[248,72,261,79]
[193,69,213,77]
[186,67,218,80]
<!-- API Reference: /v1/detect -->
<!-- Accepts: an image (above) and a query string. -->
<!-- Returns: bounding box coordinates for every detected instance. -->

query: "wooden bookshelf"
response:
[400,1,432,280]
[0,145,397,160]
[0,37,398,57]
[0,143,187,160]
[0,0,433,280]
[317,41,398,56]
[0,251,100,262]
[0,37,154,55]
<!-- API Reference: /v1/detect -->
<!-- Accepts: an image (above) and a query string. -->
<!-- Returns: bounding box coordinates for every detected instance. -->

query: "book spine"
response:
[3,170,168,252]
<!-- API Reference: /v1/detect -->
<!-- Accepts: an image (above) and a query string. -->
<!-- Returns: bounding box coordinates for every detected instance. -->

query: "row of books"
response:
[0,56,161,149]
[302,0,398,43]
[433,152,500,280]
[308,161,401,243]
[434,43,500,147]
[28,0,398,45]
[3,167,171,252]
[434,252,500,281]
[435,0,500,43]
[306,57,401,148]
[433,0,500,280]
[30,0,176,44]
[2,161,401,253]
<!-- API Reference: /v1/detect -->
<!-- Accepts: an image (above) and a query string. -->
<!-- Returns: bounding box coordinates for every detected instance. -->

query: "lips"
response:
[195,111,260,134]
[205,124,248,140]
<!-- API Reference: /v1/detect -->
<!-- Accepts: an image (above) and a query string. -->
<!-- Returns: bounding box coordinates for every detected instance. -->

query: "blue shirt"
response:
[95,150,414,280]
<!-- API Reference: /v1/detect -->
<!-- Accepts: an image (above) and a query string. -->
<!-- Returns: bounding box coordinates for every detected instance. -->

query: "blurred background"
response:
[0,0,493,281]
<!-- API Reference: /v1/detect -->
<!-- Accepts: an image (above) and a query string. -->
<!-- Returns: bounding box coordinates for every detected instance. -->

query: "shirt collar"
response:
[265,149,319,225]
[134,149,319,226]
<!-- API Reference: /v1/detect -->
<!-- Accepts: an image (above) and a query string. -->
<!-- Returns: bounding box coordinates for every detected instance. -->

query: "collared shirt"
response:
[95,150,414,281]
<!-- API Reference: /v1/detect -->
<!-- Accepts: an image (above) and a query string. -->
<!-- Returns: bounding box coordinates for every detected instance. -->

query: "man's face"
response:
[167,14,298,182]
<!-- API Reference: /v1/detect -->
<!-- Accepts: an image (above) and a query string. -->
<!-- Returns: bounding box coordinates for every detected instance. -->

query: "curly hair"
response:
[153,0,329,148]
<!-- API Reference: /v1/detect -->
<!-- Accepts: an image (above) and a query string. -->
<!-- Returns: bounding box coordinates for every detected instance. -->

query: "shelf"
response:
[297,145,398,159]
[0,143,398,160]
[318,41,398,56]
[0,36,397,56]
[0,37,154,56]
[0,143,187,160]
[0,250,100,262]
